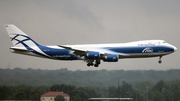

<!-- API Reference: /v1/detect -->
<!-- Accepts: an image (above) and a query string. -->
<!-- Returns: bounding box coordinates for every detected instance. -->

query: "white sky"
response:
[0,0,180,70]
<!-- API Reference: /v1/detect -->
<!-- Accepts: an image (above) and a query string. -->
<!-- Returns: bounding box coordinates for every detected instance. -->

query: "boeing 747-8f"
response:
[5,24,177,67]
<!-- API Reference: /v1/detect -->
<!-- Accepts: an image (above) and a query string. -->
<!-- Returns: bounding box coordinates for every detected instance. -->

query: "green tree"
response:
[133,90,144,101]
[73,95,81,101]
[50,84,62,91]
[171,80,180,101]
[107,86,118,97]
[153,80,165,92]
[77,87,89,101]
[151,89,162,101]
[71,87,91,101]
[55,95,65,101]
[120,81,134,98]
[0,86,10,100]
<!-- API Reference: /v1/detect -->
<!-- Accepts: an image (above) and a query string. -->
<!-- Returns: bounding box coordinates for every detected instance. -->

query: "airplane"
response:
[5,24,177,67]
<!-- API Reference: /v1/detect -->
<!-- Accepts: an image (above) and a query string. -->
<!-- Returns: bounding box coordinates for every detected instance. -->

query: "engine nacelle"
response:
[103,54,119,62]
[87,51,100,59]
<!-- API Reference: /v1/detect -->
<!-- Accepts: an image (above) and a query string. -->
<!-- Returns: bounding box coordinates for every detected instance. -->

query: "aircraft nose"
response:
[173,46,177,51]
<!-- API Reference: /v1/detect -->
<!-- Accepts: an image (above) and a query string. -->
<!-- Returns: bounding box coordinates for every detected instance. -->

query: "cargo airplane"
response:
[5,24,177,67]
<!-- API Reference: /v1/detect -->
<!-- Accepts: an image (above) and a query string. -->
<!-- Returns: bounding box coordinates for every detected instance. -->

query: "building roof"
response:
[41,91,70,97]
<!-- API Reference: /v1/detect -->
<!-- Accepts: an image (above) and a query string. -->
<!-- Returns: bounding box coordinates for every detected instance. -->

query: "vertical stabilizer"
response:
[5,24,40,47]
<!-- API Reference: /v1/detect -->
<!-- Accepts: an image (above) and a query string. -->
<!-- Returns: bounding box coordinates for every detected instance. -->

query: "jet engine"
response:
[103,54,119,62]
[87,51,100,59]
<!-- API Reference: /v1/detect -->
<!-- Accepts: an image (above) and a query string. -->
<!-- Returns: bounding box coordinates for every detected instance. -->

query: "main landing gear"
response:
[87,60,100,67]
[158,56,162,64]
[87,62,94,66]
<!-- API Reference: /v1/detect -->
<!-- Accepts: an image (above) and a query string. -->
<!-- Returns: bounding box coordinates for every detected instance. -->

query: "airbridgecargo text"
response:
[53,55,71,58]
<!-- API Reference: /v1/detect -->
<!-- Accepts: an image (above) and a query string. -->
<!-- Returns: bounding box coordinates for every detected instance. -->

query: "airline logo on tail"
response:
[11,34,38,47]
[5,25,39,47]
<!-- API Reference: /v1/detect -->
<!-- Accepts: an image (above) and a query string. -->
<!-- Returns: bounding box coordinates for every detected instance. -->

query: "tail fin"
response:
[5,24,40,47]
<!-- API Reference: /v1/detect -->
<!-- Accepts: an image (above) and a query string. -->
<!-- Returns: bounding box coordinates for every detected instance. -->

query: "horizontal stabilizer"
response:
[10,47,33,52]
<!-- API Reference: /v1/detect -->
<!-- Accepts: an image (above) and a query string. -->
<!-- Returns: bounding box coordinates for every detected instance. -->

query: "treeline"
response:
[0,84,100,101]
[0,68,180,86]
[1,80,180,101]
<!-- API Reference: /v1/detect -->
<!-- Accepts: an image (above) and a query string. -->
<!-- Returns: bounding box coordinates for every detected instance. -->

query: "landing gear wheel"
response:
[94,60,100,67]
[87,63,91,66]
[158,60,162,64]
[94,64,99,67]
[87,63,94,66]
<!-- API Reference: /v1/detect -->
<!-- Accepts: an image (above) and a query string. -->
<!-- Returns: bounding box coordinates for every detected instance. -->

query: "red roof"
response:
[41,91,70,97]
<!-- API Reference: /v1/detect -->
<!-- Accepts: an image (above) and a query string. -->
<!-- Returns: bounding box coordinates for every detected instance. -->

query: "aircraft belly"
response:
[119,52,172,59]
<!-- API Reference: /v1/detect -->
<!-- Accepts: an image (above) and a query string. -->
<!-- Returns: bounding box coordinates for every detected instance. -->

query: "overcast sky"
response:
[0,0,180,70]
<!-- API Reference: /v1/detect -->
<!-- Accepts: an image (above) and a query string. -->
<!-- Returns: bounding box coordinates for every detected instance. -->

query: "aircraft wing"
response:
[58,45,87,56]
[58,45,129,58]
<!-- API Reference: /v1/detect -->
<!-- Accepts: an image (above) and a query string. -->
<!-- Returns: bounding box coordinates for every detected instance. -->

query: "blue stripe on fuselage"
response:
[104,46,174,54]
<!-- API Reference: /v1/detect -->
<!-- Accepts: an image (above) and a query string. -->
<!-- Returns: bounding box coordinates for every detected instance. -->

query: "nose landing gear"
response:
[158,56,162,64]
